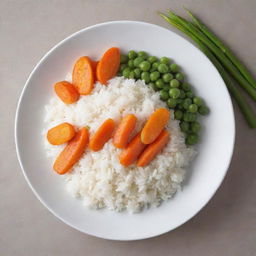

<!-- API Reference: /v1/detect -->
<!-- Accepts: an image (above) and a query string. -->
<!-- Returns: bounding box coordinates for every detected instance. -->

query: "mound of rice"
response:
[44,76,196,213]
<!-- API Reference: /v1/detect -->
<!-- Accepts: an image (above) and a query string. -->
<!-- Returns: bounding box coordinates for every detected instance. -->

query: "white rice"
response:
[44,76,196,213]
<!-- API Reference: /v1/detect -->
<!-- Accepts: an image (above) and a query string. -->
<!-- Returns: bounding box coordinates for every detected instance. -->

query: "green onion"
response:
[184,8,256,89]
[165,10,256,102]
[160,12,256,128]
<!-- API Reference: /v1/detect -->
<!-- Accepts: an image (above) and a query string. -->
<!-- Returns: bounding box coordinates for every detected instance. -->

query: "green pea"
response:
[169,88,181,99]
[186,133,199,145]
[191,121,201,133]
[170,79,180,88]
[170,63,179,73]
[177,103,184,110]
[188,104,198,113]
[155,79,164,89]
[133,68,141,79]
[176,72,185,81]
[139,61,151,71]
[150,71,160,81]
[181,82,191,91]
[198,105,210,115]
[141,71,150,83]
[128,50,137,59]
[160,57,170,65]
[129,71,135,79]
[148,82,159,91]
[180,121,190,133]
[122,67,131,78]
[186,91,195,98]
[128,59,134,68]
[162,73,173,83]
[133,57,144,67]
[148,56,158,63]
[163,84,170,92]
[160,90,170,101]
[138,51,148,59]
[174,110,183,120]
[120,63,127,72]
[193,97,203,106]
[158,63,169,74]
[183,98,192,109]
[183,112,197,122]
[167,98,177,108]
[179,90,186,99]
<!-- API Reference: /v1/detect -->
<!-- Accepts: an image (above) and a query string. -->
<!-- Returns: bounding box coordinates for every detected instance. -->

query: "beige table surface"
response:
[1,0,256,255]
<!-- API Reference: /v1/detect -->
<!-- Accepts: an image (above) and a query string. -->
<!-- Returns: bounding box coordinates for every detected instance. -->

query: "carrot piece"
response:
[96,47,120,85]
[141,108,170,144]
[54,81,79,104]
[89,119,115,151]
[72,56,95,95]
[53,127,89,175]
[119,132,146,166]
[113,114,137,149]
[91,60,98,74]
[47,122,76,145]
[137,130,170,167]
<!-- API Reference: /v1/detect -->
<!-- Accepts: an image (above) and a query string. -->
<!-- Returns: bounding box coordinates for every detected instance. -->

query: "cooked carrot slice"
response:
[141,108,170,144]
[53,127,89,174]
[96,47,120,85]
[54,81,79,104]
[72,56,94,95]
[89,119,115,151]
[91,60,98,74]
[119,132,146,166]
[113,114,137,149]
[47,122,75,145]
[137,130,169,167]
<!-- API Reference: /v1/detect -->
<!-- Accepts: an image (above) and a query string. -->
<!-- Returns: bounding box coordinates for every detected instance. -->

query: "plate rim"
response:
[15,20,235,240]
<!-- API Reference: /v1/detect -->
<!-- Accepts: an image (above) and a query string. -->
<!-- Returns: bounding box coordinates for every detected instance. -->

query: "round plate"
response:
[15,21,235,240]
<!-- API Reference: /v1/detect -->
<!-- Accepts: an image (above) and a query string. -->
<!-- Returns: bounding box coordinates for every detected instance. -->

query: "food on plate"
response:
[113,114,137,149]
[72,56,95,95]
[118,50,209,145]
[53,127,89,174]
[54,81,79,104]
[89,118,116,152]
[47,122,75,145]
[96,47,120,85]
[91,60,98,74]
[119,132,146,166]
[137,129,170,167]
[44,47,208,212]
[141,108,170,144]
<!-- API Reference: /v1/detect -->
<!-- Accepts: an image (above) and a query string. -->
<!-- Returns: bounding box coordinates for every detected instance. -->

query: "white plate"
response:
[15,21,235,240]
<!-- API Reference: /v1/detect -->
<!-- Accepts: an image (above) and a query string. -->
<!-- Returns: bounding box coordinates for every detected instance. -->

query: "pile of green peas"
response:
[118,50,210,146]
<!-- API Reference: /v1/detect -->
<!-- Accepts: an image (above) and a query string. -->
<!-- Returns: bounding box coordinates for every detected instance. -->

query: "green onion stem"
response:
[184,8,256,89]
[166,10,256,102]
[160,13,256,128]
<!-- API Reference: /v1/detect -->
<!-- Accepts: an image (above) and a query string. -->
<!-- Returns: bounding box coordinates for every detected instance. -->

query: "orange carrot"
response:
[54,81,79,104]
[91,60,98,74]
[89,119,115,151]
[47,122,75,145]
[113,114,137,149]
[119,132,146,166]
[53,127,89,174]
[137,130,170,167]
[141,108,170,144]
[96,47,120,85]
[72,56,94,95]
